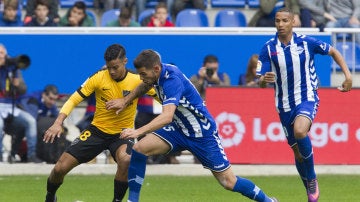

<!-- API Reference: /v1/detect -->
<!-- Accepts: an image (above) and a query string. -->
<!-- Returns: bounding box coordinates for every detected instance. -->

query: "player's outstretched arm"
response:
[329,47,352,92]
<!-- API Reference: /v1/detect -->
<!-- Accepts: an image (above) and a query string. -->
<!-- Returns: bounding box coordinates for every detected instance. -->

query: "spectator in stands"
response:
[0,0,22,26]
[106,6,140,27]
[238,54,259,87]
[248,0,301,27]
[325,0,360,44]
[24,0,58,26]
[135,0,173,21]
[24,0,60,24]
[59,1,95,27]
[171,0,205,22]
[147,2,174,27]
[298,0,335,31]
[190,54,230,99]
[0,44,42,163]
[17,84,69,163]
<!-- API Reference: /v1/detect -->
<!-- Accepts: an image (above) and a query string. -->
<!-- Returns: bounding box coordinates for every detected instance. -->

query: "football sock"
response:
[233,176,273,202]
[113,179,128,202]
[45,178,62,202]
[128,149,147,202]
[297,136,316,180]
[295,159,308,189]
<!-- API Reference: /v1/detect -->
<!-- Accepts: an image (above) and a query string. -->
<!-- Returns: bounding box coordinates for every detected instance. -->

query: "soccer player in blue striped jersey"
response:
[106,49,278,202]
[256,8,352,202]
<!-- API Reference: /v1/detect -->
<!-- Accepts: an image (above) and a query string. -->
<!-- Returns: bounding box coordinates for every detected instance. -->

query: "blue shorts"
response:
[154,123,230,172]
[279,101,319,147]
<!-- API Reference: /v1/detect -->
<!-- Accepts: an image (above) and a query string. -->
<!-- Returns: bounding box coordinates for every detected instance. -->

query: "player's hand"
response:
[121,128,140,139]
[338,78,352,92]
[106,98,127,114]
[263,72,276,83]
[43,123,63,143]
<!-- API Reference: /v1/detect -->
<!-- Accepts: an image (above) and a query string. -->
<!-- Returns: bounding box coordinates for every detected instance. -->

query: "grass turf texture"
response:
[0,174,358,201]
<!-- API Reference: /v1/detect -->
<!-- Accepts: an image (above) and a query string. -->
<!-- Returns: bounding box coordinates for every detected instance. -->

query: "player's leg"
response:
[212,168,276,202]
[109,139,133,202]
[293,115,319,202]
[45,152,79,202]
[291,144,308,190]
[128,133,171,202]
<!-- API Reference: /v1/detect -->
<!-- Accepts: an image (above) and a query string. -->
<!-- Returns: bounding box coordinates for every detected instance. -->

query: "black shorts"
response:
[65,124,134,164]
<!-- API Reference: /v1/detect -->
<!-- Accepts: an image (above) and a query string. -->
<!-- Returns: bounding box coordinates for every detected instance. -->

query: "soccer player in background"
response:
[256,8,352,202]
[43,44,156,202]
[106,49,278,202]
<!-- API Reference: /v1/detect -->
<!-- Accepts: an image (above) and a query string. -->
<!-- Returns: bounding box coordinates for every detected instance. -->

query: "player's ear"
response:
[123,57,128,64]
[154,65,161,72]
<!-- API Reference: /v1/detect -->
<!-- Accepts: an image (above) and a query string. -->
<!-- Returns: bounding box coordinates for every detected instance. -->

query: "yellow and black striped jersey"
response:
[60,69,157,134]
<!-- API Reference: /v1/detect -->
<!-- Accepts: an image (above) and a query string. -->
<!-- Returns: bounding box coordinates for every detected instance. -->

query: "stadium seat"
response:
[145,0,159,8]
[247,0,260,8]
[214,9,247,27]
[335,42,360,71]
[138,9,155,25]
[60,0,94,8]
[175,9,209,27]
[86,10,97,26]
[211,0,246,8]
[101,9,120,26]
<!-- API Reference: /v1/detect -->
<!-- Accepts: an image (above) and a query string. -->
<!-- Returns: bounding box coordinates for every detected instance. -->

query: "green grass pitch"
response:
[0,174,358,201]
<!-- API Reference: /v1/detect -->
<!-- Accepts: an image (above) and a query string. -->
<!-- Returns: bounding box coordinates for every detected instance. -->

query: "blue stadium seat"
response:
[101,9,120,26]
[247,0,260,8]
[138,9,155,25]
[335,42,360,71]
[86,10,97,26]
[60,0,94,8]
[175,9,209,27]
[145,0,159,8]
[214,9,247,27]
[211,0,246,8]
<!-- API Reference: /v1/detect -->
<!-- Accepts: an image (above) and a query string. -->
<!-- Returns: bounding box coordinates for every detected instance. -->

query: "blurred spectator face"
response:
[0,45,7,66]
[69,7,85,25]
[119,17,131,27]
[154,7,168,24]
[35,4,50,22]
[42,91,58,108]
[4,6,17,21]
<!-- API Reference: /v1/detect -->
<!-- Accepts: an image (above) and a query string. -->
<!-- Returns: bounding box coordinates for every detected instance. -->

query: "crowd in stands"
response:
[0,0,359,33]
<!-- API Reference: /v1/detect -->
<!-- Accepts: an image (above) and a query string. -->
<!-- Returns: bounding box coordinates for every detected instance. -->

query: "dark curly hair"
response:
[104,44,126,62]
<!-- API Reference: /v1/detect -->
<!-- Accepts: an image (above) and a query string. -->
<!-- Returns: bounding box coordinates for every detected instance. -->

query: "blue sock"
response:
[233,176,273,202]
[295,159,308,189]
[128,149,147,202]
[297,136,316,180]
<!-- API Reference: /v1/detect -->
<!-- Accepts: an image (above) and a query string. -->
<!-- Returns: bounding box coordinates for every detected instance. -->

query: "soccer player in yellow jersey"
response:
[43,44,157,202]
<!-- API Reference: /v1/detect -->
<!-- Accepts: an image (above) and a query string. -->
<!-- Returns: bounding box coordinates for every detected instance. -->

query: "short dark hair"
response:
[4,0,18,9]
[73,1,86,11]
[119,6,132,19]
[133,49,161,69]
[203,54,218,65]
[43,84,58,95]
[35,0,49,8]
[104,44,126,62]
[276,7,294,17]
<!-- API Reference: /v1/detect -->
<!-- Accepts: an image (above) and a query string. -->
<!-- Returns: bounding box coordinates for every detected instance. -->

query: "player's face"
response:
[275,11,294,40]
[106,58,127,80]
[137,65,159,85]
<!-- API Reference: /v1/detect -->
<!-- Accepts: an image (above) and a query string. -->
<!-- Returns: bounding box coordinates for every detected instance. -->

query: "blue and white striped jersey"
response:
[154,63,217,138]
[257,32,331,113]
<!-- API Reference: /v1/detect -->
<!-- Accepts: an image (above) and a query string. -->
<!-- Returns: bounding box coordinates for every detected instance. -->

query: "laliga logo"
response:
[215,112,245,148]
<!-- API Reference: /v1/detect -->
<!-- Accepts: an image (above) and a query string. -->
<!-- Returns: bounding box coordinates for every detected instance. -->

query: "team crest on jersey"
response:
[320,43,327,51]
[296,47,304,54]
[123,90,130,97]
[256,60,262,72]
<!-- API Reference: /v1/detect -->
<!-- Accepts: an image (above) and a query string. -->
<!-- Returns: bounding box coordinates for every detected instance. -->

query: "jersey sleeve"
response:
[162,76,184,106]
[307,36,330,55]
[257,44,272,76]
